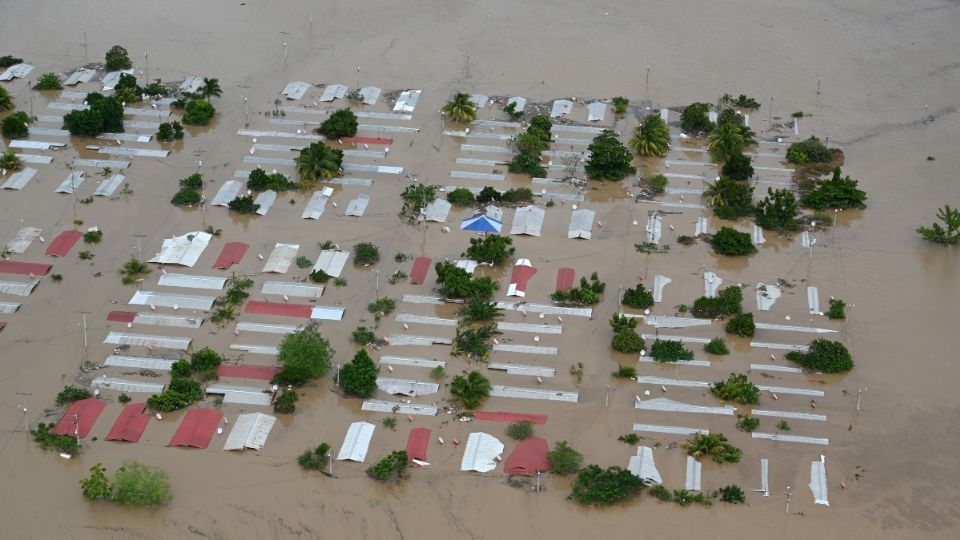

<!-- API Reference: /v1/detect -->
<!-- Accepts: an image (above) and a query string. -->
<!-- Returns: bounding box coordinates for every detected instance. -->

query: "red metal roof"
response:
[52,398,107,438]
[245,300,312,318]
[406,427,431,465]
[473,411,547,425]
[556,268,575,291]
[217,364,280,381]
[504,436,550,476]
[213,242,248,269]
[105,403,151,443]
[509,264,538,292]
[410,256,432,285]
[169,408,224,449]
[45,230,83,257]
[107,310,137,323]
[0,260,52,276]
[341,137,393,145]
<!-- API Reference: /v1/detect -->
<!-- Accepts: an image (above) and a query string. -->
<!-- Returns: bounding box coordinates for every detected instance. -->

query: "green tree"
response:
[508,153,546,177]
[725,313,756,337]
[463,234,515,265]
[476,186,501,203]
[629,115,670,157]
[338,349,379,397]
[755,188,800,232]
[110,461,171,507]
[570,465,646,505]
[691,285,743,318]
[720,484,746,503]
[182,99,216,125]
[171,188,201,206]
[189,347,222,380]
[273,389,298,414]
[510,131,550,155]
[917,205,960,245]
[453,324,500,359]
[680,102,713,133]
[33,72,63,91]
[612,96,630,116]
[683,432,741,463]
[87,92,124,132]
[156,122,174,142]
[442,92,477,123]
[585,130,637,180]
[450,370,492,409]
[200,77,222,101]
[80,463,112,500]
[785,339,854,373]
[2,111,30,138]
[317,108,358,138]
[704,337,729,355]
[0,151,23,171]
[711,373,760,404]
[228,195,260,214]
[801,166,867,210]
[506,420,534,440]
[621,283,654,309]
[247,169,292,191]
[434,261,498,300]
[721,153,754,180]
[610,314,645,353]
[457,297,503,323]
[0,86,13,111]
[273,325,334,386]
[367,450,408,482]
[353,242,380,266]
[105,45,133,70]
[298,443,331,470]
[827,298,846,319]
[63,108,104,137]
[296,141,344,181]
[710,226,757,256]
[447,187,476,206]
[650,340,694,362]
[708,121,748,162]
[703,177,754,220]
[547,440,583,475]
[786,136,831,164]
[56,385,92,405]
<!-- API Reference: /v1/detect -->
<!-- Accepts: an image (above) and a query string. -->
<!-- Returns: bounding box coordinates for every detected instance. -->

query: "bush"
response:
[736,414,759,432]
[434,261,498,300]
[117,393,132,404]
[33,72,63,91]
[458,297,502,323]
[645,174,668,194]
[81,463,112,499]
[785,339,854,373]
[508,153,547,177]
[383,416,397,430]
[755,188,801,232]
[367,297,396,317]
[170,359,191,379]
[171,188,201,206]
[247,169,293,192]
[719,484,746,503]
[649,484,672,502]
[0,55,23,69]
[273,389,298,414]
[801,166,867,210]
[63,108,104,137]
[691,285,743,318]
[338,349,379,397]
[725,313,756,337]
[917,205,960,245]
[309,269,331,283]
[683,432,741,463]
[228,195,260,214]
[156,122,174,141]
[450,370,491,409]
[711,373,760,404]
[2,111,30,138]
[354,242,379,266]
[612,365,637,378]
[295,255,312,269]
[503,101,523,120]
[610,314,645,353]
[679,235,697,246]
[510,131,550,156]
[622,283,654,309]
[453,324,500,359]
[463,234,514,265]
[618,433,640,445]
[570,465,646,505]
[367,450,408,482]
[711,226,757,256]
[430,365,446,379]
[0,151,23,171]
[105,45,133,70]
[316,108,358,138]
[721,153,754,180]
[179,173,203,189]
[585,130,637,181]
[787,136,831,164]
[704,177,755,220]
[501,188,534,204]
[298,443,331,470]
[57,385,93,405]
[612,96,629,116]
[704,337,729,355]
[183,99,216,125]
[350,325,379,345]
[650,340,694,362]
[548,440,583,475]
[31,422,80,454]
[110,461,171,507]
[827,298,846,320]
[680,102,714,133]
[273,325,334,387]
[447,187,476,206]
[506,420,534,440]
[552,273,605,306]
[476,186,501,204]
[190,347,222,380]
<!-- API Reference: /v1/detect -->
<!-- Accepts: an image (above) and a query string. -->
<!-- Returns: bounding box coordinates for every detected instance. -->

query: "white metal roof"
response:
[460,432,504,473]
[319,84,348,102]
[755,384,823,397]
[496,321,562,334]
[179,76,204,94]
[313,250,349,277]
[104,355,176,371]
[91,376,165,394]
[635,376,710,389]
[386,334,453,346]
[0,301,21,313]
[628,446,662,484]
[492,343,557,355]
[394,313,458,327]
[101,69,134,91]
[129,290,216,311]
[224,413,277,451]
[506,96,527,112]
[807,286,820,314]
[653,275,671,303]
[568,208,595,239]
[281,81,312,100]
[550,99,573,118]
[401,294,445,305]
[495,302,592,317]
[587,102,607,122]
[487,362,555,377]
[632,423,709,436]
[378,356,445,369]
[0,280,40,296]
[262,243,300,273]
[14,154,53,164]
[393,89,422,112]
[345,193,370,217]
[749,363,803,374]
[485,205,503,220]
[637,314,711,328]
[469,94,488,109]
[703,271,722,297]
[337,421,375,462]
[5,227,42,254]
[235,321,300,335]
[158,273,227,290]
[809,460,830,505]
[302,187,335,219]
[751,409,827,422]
[132,313,205,328]
[254,190,277,215]
[752,432,829,445]
[0,63,34,81]
[229,344,279,355]
[376,377,439,396]
[211,181,243,207]
[103,332,192,350]
[685,456,702,491]
[490,385,578,402]
[359,86,381,105]
[148,231,212,267]
[310,306,345,320]
[456,260,478,274]
[646,213,663,244]
[206,384,273,406]
[74,158,130,169]
[638,356,711,367]
[261,281,324,298]
[509,205,545,236]
[93,174,126,197]
[422,199,452,223]
[634,397,735,416]
[10,140,67,150]
[63,68,96,85]
[361,400,437,416]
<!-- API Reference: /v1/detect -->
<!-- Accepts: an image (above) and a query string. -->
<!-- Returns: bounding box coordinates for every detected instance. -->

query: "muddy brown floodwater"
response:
[1,0,959,538]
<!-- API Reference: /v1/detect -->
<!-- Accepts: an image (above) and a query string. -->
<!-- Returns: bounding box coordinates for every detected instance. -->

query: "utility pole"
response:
[131,234,146,261]
[144,52,149,84]
[82,29,87,58]
[856,387,867,411]
[924,104,929,123]
[785,485,792,515]
[283,42,288,62]
[767,95,775,130]
[375,269,380,299]
[78,311,90,367]
[29,81,34,118]
[17,392,32,432]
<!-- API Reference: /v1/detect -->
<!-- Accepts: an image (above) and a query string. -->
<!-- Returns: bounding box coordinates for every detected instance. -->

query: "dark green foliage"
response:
[295,256,312,269]
[755,188,801,232]
[918,205,960,245]
[81,463,112,499]
[618,433,640,445]
[612,365,638,378]
[0,151,23,171]
[156,122,174,141]
[801,166,867,210]
[683,432,742,463]
[476,186,501,204]
[0,87,11,111]
[585,129,637,180]
[827,298,846,320]
[785,339,854,373]
[671,489,711,507]
[630,112,672,157]
[530,114,553,134]
[548,440,583,475]
[708,121,751,162]
[273,326,334,387]
[170,359,191,379]
[105,45,133,70]
[31,422,80,453]
[777,420,791,431]
[82,229,102,244]
[503,101,523,120]
[703,177,755,220]
[434,261,498,300]
[711,373,760,404]
[787,136,831,164]
[382,416,397,430]
[190,347,222,380]
[63,108,103,137]
[171,188,201,206]
[649,484,672,502]
[736,414,759,432]
[457,297,503,323]
[721,153,754,180]
[199,78,222,101]
[0,55,23,68]
[56,385,92,405]
[50,273,64,282]
[450,370,492,409]
[680,102,714,133]
[510,131,550,155]
[354,242,379,266]
[86,92,124,132]
[2,111,29,138]
[298,443,331,470]
[464,234,514,265]
[367,450,408,482]
[447,187,476,206]
[117,393,132,404]
[338,349,379,397]
[453,324,500,359]
[720,484,746,503]
[350,325,379,345]
[430,366,446,380]
[501,187,534,204]
[442,93,477,123]
[296,141,343,182]
[650,340,695,362]
[228,195,260,214]
[645,174,668,194]
[612,96,630,116]
[246,169,293,192]
[506,420,534,440]
[142,83,170,97]
[308,269,331,283]
[179,173,203,189]
[317,108,358,138]
[725,312,756,337]
[367,297,396,317]
[273,389,298,414]
[570,465,646,505]
[168,378,202,401]
[622,283,654,309]
[508,118,552,177]
[183,99,215,125]
[147,377,202,412]
[704,337,729,355]
[552,273,605,306]
[609,314,645,353]
[118,258,150,285]
[711,226,757,256]
[400,183,437,219]
[110,461,171,507]
[691,285,743,318]
[721,93,760,109]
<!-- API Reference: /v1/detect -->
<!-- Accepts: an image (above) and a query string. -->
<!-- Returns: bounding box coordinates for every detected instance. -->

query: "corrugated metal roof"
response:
[253,143,301,152]
[235,321,300,335]
[337,421,376,462]
[359,86,381,105]
[0,301,21,313]
[461,144,511,154]
[101,69,134,91]
[394,313,457,327]
[496,322,562,334]
[653,275,671,303]
[10,140,66,150]
[132,313,204,328]
[550,99,573,118]
[567,208,595,239]
[378,356,445,369]
[229,344,279,355]
[752,224,767,245]
[13,154,54,164]
[685,456,702,491]
[158,273,227,290]
[224,413,277,451]
[5,227,42,254]
[254,190,277,215]
[637,315,710,328]
[646,213,663,244]
[807,286,820,314]
[281,81,312,100]
[393,89,422,112]
[750,341,810,352]
[0,63,34,81]
[93,174,126,197]
[469,94,488,108]
[401,294,445,305]
[122,107,170,118]
[628,446,662,484]
[753,432,829,446]
[91,376,165,393]
[148,231,212,267]
[750,363,803,374]
[460,432,504,472]
[492,343,557,355]
[103,332,192,350]
[634,397,735,416]
[809,460,830,505]
[104,355,176,370]
[495,301,592,317]
[262,281,324,298]
[510,205,545,236]
[635,376,711,389]
[751,409,827,422]
[756,384,823,397]
[0,280,39,296]
[74,158,131,169]
[345,193,370,217]
[206,384,273,406]
[319,84,348,102]
[755,322,834,334]
[632,423,709,436]
[302,187,335,219]
[587,102,607,122]
[29,127,70,137]
[761,459,770,496]
[506,97,526,112]
[361,400,438,416]
[129,290,216,311]
[263,243,300,273]
[245,156,296,166]
[1,168,38,190]
[64,68,96,85]
[387,334,453,346]
[324,177,373,186]
[489,385,578,402]
[343,149,385,158]
[376,377,440,396]
[638,357,711,367]
[313,250,349,277]
[211,180,243,207]
[179,76,204,94]
[310,306,345,320]
[488,363,555,377]
[238,129,321,141]
[639,333,710,344]
[422,199,452,222]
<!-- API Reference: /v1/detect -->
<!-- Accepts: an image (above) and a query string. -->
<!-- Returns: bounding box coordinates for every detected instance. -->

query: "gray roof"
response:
[0,280,39,296]
[5,227,42,254]
[628,446,662,484]
[393,89,422,112]
[495,301,592,317]
[310,306,345,320]
[147,231,212,267]
[337,421,375,462]
[262,243,300,274]
[302,187,335,219]
[29,127,70,137]
[394,313,458,327]
[0,63,34,81]
[14,154,53,164]
[206,384,273,406]
[313,249,349,277]
[378,355,445,369]
[586,102,607,122]
[550,99,573,118]
[95,146,169,158]
[809,460,830,504]
[749,341,810,352]
[487,362,555,377]
[10,140,67,150]
[93,174,126,197]
[238,129,322,141]
[653,275,671,303]
[753,432,830,446]
[551,124,603,134]
[361,400,438,416]
[235,321,301,335]
[632,423,709,436]
[460,144,511,154]
[224,413,276,451]
[750,409,827,422]
[157,273,227,291]
[261,280,324,298]
[179,76,204,94]
[211,180,244,207]
[132,313,204,328]
[103,332,191,350]
[100,133,152,143]
[344,193,370,217]
[460,432,504,473]
[63,68,96,86]
[451,171,505,181]
[509,205,545,236]
[2,168,38,190]
[0,301,21,314]
[469,94,488,109]
[375,377,440,396]
[245,156,296,166]
[281,81,312,100]
[104,355,176,371]
[489,385,578,402]
[401,294,445,305]
[229,344,279,355]
[496,321,562,334]
[492,343,557,355]
[634,397,735,416]
[101,69,134,91]
[91,376,165,394]
[319,84,348,102]
[386,334,453,346]
[422,198,451,222]
[755,384,823,397]
[685,457,702,491]
[254,190,277,215]
[359,86,381,105]
[128,290,217,311]
[506,96,527,112]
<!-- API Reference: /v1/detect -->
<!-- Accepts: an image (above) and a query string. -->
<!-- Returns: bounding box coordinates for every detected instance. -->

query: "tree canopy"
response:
[442,92,477,123]
[338,349,379,397]
[463,234,515,265]
[801,166,867,210]
[585,130,636,180]
[570,465,646,505]
[296,141,343,181]
[273,325,334,386]
[105,45,133,70]
[785,339,854,373]
[703,177,754,220]
[710,226,757,256]
[450,370,491,409]
[2,111,30,138]
[317,108,358,138]
[917,205,960,245]
[629,115,670,157]
[754,188,801,232]
[680,102,713,133]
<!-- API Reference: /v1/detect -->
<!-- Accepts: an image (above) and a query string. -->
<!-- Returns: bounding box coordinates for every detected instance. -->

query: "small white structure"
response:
[393,89,422,112]
[211,181,243,207]
[703,272,722,297]
[129,290,216,311]
[103,332,191,350]
[157,273,227,291]
[755,282,782,311]
[422,198,452,223]
[205,384,273,406]
[587,102,607,122]
[685,456,702,491]
[319,84,348,102]
[262,243,300,274]
[509,206,545,237]
[506,97,527,113]
[337,421,376,462]
[567,208,595,239]
[550,99,573,118]
[313,250,350,277]
[809,458,830,505]
[302,187,335,219]
[460,432,504,473]
[628,447,662,484]
[0,63,34,81]
[345,193,370,217]
[148,231,212,267]
[281,81,312,100]
[224,413,277,451]
[359,86,381,105]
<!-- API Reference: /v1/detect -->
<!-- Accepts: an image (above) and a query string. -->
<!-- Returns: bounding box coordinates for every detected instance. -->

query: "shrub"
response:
[711,373,760,404]
[170,359,191,379]
[183,99,216,125]
[719,484,746,503]
[622,283,654,309]
[190,347,222,380]
[777,420,792,431]
[0,55,23,69]
[453,324,500,359]
[367,450,408,482]
[503,101,523,120]
[463,234,514,265]
[570,465,646,505]
[338,349,379,398]
[247,169,293,192]
[680,102,714,133]
[56,385,92,405]
[457,297,502,323]
[721,153,754,180]
[316,108,358,138]
[81,463,112,499]
[31,422,80,454]
[618,433,640,445]
[736,415,759,432]
[33,72,63,91]
[612,96,629,116]
[548,440,583,475]
[272,325,334,387]
[171,187,201,206]
[801,166,867,210]
[552,273,605,306]
[0,151,23,171]
[476,186,501,204]
[510,131,550,156]
[501,187,534,204]
[430,365,446,380]
[683,432,741,463]
[704,177,755,220]
[0,86,12,111]
[508,153,547,177]
[228,195,260,214]
[786,136,831,164]
[350,325,379,345]
[506,420,534,440]
[711,226,757,256]
[450,370,491,409]
[827,298,846,319]
[755,188,801,232]
[917,205,960,245]
[298,443,331,470]
[785,339,854,373]
[295,255,312,269]
[354,242,379,266]
[400,184,437,220]
[273,389,298,414]
[649,484,672,502]
[610,314,645,353]
[672,489,711,507]
[105,45,133,70]
[117,393,132,404]
[645,174,668,194]
[119,258,150,285]
[447,187,476,206]
[367,297,396,317]
[434,261,498,300]
[725,313,756,337]
[650,340,695,362]
[704,337,729,355]
[110,461,171,507]
[156,122,174,141]
[2,111,30,138]
[585,130,637,181]
[309,269,331,283]
[383,416,397,430]
[612,365,637,378]
[691,285,743,318]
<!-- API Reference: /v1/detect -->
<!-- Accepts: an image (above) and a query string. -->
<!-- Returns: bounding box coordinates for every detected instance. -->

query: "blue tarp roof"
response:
[461,215,503,233]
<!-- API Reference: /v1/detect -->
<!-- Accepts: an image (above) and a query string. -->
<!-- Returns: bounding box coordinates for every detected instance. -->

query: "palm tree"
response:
[628,115,670,157]
[0,86,13,111]
[296,141,343,181]
[682,432,741,463]
[450,370,492,409]
[701,179,725,207]
[200,78,222,101]
[442,92,477,124]
[708,121,746,162]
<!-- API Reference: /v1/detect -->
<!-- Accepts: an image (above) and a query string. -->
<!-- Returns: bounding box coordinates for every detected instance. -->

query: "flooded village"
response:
[1,1,959,539]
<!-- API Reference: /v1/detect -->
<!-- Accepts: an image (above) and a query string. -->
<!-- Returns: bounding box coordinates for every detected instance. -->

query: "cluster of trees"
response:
[787,136,832,164]
[725,312,755,337]
[296,141,343,182]
[2,110,30,138]
[586,129,636,180]
[247,168,294,192]
[609,314,645,353]
[691,285,742,318]
[81,461,171,507]
[155,121,184,142]
[801,166,868,210]
[650,340,694,362]
[399,184,437,221]
[448,186,535,207]
[917,205,960,245]
[786,339,854,373]
[570,465,647,506]
[450,370,492,409]
[508,115,552,177]
[112,72,170,104]
[551,272,605,306]
[171,172,204,206]
[621,283,654,309]
[316,108,358,138]
[33,72,62,91]
[434,261,498,300]
[463,234,515,265]
[147,348,221,412]
[338,349,378,397]
[711,373,760,404]
[710,226,757,256]
[367,450,408,482]
[63,92,124,137]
